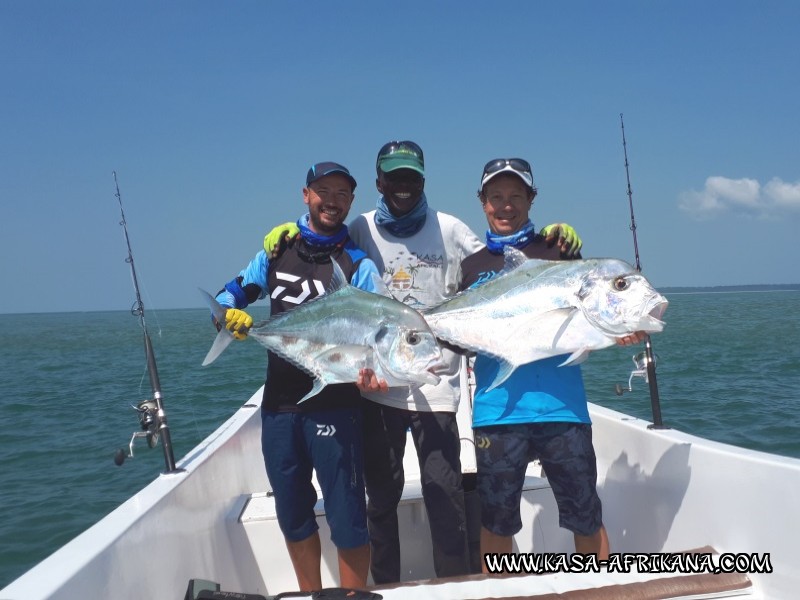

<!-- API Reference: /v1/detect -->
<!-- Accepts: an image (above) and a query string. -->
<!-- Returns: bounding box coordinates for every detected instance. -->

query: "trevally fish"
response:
[201,259,443,402]
[424,247,668,391]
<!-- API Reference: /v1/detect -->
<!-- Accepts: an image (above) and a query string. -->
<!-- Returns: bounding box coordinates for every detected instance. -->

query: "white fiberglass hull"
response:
[2,385,797,599]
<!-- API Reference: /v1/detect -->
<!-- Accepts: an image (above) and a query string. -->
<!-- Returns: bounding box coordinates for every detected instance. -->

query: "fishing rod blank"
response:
[113,171,181,472]
[618,114,666,430]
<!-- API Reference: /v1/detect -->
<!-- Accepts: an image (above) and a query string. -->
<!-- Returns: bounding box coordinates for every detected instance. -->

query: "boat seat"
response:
[235,468,563,590]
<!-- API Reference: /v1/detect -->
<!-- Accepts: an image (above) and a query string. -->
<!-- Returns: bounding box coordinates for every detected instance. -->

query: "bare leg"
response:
[286,532,323,591]
[480,526,513,573]
[574,524,610,560]
[337,543,371,588]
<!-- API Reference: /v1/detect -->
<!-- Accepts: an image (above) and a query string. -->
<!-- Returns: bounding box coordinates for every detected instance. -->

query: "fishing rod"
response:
[112,171,181,472]
[616,114,666,430]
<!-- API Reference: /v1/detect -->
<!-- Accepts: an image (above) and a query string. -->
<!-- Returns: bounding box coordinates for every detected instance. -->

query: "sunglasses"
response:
[377,140,424,166]
[482,158,532,178]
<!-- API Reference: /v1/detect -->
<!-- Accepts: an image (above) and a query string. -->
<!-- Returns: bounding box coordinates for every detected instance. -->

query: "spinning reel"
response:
[114,398,161,466]
[614,350,658,396]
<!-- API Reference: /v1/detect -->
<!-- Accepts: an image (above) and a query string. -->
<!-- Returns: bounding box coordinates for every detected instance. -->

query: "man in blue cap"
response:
[212,162,379,591]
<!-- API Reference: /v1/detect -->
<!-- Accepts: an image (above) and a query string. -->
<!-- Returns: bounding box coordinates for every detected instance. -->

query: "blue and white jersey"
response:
[214,231,380,412]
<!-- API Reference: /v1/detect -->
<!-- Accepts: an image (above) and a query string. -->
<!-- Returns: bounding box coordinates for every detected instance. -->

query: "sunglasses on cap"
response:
[482,158,532,178]
[480,158,535,191]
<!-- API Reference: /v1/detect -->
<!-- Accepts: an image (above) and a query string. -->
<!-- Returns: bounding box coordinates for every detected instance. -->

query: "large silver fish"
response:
[424,248,668,391]
[201,259,443,402]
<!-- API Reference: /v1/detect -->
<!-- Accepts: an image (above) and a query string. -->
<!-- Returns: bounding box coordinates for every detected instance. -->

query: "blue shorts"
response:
[475,422,602,537]
[261,409,368,549]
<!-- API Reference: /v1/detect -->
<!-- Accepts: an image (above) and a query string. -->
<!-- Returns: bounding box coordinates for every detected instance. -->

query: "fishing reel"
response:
[614,350,657,396]
[113,398,160,466]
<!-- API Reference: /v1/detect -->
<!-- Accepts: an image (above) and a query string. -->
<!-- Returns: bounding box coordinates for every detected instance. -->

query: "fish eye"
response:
[613,277,628,291]
[406,332,420,345]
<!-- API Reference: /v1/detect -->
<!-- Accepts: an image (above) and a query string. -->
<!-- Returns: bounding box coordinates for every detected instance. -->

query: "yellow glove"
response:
[540,223,583,258]
[264,222,300,259]
[225,308,253,340]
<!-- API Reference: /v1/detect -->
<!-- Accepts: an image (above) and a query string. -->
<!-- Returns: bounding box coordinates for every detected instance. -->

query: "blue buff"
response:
[297,213,349,247]
[374,193,428,238]
[485,220,536,254]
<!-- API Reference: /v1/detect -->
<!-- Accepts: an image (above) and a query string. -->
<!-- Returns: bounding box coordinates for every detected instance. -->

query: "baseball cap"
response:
[306,162,357,190]
[480,158,535,191]
[376,140,425,175]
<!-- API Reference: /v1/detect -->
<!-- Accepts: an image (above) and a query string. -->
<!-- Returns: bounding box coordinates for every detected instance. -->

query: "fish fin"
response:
[199,288,236,366]
[326,258,348,294]
[366,327,395,373]
[485,358,517,392]
[298,378,327,403]
[502,246,529,270]
[502,307,577,349]
[559,349,592,366]
[371,273,395,299]
[501,246,557,271]
[500,247,561,278]
[367,324,388,347]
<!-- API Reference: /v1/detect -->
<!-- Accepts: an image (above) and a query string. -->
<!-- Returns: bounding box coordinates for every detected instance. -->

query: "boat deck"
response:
[236,477,757,599]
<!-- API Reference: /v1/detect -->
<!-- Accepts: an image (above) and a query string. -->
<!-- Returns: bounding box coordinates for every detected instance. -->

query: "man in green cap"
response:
[264,141,582,583]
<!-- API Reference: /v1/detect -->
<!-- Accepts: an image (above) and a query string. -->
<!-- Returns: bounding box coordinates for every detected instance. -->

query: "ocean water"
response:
[1,290,799,587]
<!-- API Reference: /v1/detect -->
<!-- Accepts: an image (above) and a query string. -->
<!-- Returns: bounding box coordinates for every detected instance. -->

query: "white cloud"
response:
[679,176,800,219]
[764,177,800,209]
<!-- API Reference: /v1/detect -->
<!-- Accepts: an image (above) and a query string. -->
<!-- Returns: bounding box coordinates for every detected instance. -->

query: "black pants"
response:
[362,401,470,584]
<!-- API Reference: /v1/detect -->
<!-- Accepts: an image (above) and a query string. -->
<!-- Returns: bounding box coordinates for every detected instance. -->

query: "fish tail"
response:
[199,288,236,366]
[202,329,235,366]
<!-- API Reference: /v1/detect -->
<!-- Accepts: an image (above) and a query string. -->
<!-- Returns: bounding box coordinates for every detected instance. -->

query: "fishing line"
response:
[114,176,157,402]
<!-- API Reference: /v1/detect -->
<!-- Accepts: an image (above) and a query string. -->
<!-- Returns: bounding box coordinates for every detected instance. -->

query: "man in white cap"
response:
[457,158,624,568]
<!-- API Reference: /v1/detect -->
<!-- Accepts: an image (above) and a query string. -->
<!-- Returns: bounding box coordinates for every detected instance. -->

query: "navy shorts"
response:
[475,422,602,537]
[261,409,368,549]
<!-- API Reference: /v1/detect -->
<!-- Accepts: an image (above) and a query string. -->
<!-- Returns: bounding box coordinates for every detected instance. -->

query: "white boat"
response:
[2,359,797,600]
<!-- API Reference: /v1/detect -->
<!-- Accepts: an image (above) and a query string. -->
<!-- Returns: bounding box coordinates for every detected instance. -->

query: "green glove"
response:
[225,308,253,340]
[263,222,300,258]
[540,223,583,258]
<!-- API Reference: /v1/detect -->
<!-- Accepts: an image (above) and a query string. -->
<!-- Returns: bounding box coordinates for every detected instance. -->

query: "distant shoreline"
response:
[659,284,800,294]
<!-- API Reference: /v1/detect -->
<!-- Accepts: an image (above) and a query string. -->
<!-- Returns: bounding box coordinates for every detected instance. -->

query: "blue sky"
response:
[2,1,798,314]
